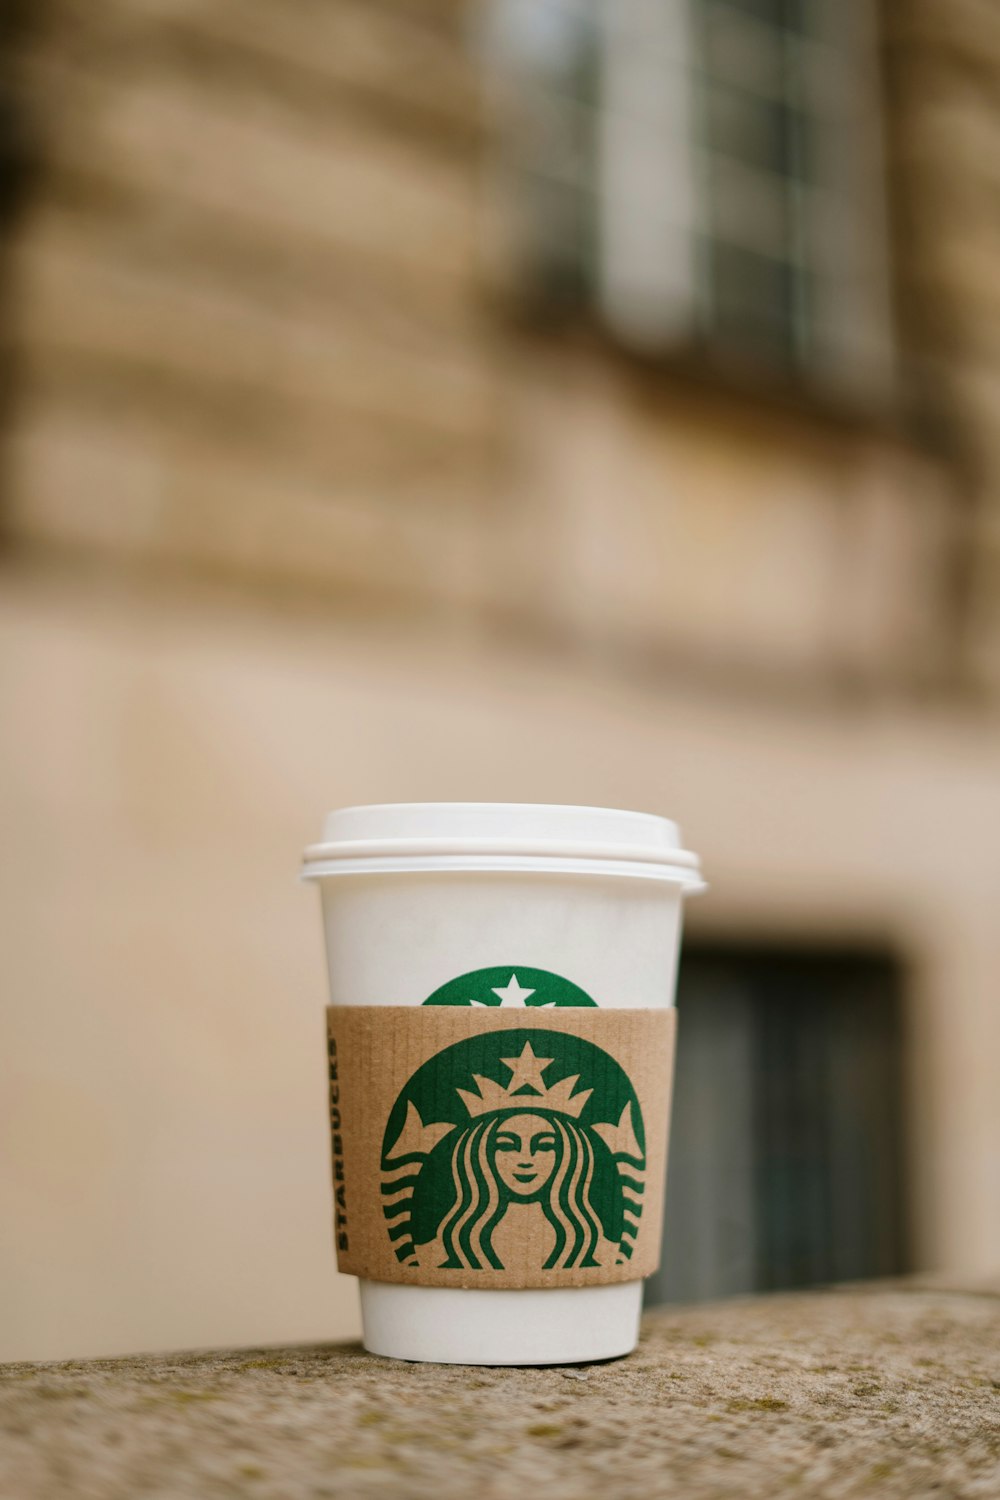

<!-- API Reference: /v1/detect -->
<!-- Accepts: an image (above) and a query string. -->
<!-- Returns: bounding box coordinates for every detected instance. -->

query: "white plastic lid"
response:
[301,802,704,890]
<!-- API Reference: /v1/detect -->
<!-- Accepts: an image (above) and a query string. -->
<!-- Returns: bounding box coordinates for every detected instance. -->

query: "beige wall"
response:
[2,570,999,1363]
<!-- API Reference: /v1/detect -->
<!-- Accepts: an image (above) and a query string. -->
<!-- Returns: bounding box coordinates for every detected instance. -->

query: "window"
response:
[644,943,907,1304]
[484,0,893,401]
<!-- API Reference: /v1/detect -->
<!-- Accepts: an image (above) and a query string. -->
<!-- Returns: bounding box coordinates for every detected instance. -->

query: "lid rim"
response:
[302,837,700,869]
[301,852,706,891]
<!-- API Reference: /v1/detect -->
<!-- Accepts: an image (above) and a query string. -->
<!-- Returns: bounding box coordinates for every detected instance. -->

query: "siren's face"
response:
[493,1113,558,1197]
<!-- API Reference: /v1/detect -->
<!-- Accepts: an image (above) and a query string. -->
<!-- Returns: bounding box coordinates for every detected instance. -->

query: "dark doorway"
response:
[645,942,908,1305]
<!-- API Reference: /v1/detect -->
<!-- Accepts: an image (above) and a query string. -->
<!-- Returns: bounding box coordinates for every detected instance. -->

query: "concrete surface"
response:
[2,1285,999,1498]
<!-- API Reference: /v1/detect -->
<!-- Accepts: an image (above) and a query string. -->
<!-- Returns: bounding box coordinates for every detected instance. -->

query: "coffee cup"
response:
[302,802,703,1365]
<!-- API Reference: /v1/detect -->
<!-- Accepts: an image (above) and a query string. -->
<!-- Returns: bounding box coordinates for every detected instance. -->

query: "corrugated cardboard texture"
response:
[326,1006,676,1288]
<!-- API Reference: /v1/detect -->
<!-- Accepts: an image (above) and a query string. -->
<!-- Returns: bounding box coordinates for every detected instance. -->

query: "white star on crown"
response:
[457,1042,592,1119]
[470,973,555,1008]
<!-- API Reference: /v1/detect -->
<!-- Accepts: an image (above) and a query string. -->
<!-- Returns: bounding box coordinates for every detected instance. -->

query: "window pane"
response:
[702,1,786,96]
[513,173,595,313]
[714,0,819,34]
[648,944,907,1305]
[704,84,813,182]
[706,241,803,361]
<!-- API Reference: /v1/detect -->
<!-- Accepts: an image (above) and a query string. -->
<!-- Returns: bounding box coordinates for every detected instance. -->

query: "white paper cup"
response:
[302,803,703,1365]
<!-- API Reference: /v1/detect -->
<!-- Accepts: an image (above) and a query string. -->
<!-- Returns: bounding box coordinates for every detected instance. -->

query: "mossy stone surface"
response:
[2,1286,999,1498]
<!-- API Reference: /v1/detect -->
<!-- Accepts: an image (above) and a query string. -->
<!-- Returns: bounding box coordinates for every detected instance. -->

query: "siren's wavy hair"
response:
[437,1111,605,1270]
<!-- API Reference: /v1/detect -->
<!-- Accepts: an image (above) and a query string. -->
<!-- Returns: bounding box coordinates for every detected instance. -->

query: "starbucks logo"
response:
[380,1026,646,1273]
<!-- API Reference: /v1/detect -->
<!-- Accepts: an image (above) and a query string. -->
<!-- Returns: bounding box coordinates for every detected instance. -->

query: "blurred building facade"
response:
[2,0,999,1360]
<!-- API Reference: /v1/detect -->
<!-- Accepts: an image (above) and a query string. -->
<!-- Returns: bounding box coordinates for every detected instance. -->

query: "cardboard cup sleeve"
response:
[327,1005,676,1290]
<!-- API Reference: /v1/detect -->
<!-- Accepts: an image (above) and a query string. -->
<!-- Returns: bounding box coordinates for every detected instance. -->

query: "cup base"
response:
[358,1281,643,1366]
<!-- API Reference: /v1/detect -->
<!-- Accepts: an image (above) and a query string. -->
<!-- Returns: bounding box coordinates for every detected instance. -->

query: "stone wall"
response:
[7,0,501,611]
[885,0,1000,685]
[0,0,981,694]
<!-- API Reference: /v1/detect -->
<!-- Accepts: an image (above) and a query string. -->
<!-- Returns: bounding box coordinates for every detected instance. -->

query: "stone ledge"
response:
[1,1286,998,1498]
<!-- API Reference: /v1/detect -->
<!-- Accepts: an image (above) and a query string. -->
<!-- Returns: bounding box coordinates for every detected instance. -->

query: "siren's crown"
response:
[457,1042,592,1120]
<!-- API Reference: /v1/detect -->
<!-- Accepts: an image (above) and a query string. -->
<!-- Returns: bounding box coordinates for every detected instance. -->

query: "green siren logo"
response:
[380,1028,646,1273]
